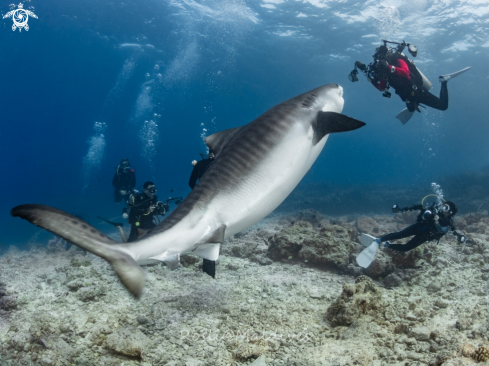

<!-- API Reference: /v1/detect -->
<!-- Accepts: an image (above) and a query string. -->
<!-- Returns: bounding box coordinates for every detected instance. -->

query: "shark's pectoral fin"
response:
[205,127,243,157]
[193,243,221,261]
[11,204,145,298]
[149,252,180,270]
[312,111,366,145]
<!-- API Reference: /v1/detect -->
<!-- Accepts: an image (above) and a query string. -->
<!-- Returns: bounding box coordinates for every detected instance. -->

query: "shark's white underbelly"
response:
[208,123,328,237]
[124,123,328,263]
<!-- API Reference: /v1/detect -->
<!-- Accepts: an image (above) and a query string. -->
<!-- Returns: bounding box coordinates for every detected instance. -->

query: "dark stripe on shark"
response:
[142,103,305,238]
[142,84,364,239]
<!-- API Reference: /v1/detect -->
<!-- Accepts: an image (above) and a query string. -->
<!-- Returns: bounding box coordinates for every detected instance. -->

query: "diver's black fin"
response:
[97,216,123,227]
[312,111,366,145]
[203,259,216,279]
[205,126,243,157]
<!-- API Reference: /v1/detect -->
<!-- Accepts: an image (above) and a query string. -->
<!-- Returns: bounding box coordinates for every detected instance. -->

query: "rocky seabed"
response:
[1,209,489,366]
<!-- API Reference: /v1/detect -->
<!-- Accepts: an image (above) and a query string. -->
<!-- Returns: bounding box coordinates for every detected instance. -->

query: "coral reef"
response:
[325,275,383,326]
[473,346,489,362]
[0,209,488,365]
[267,220,357,270]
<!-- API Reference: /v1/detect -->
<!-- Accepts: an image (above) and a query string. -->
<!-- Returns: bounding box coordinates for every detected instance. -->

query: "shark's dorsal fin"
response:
[312,111,366,145]
[205,127,243,157]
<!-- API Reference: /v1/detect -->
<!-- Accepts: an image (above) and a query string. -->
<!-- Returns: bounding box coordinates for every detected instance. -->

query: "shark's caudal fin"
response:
[11,204,145,298]
[312,112,366,145]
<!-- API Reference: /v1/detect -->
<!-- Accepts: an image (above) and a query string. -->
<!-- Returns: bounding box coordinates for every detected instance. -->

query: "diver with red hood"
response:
[349,40,470,123]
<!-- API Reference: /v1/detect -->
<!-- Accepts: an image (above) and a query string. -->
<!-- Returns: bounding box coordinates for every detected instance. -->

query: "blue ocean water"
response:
[0,0,488,248]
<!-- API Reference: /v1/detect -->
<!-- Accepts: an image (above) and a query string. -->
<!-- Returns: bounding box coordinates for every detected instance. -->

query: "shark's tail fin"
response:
[11,204,145,298]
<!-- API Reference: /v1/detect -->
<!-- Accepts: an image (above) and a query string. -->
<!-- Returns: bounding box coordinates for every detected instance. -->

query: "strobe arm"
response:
[392,204,423,213]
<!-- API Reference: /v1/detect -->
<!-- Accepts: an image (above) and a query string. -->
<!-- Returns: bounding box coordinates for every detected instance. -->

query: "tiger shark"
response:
[12,83,365,298]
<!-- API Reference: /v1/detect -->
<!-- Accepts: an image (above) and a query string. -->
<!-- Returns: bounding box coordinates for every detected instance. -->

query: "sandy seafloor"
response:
[1,208,489,366]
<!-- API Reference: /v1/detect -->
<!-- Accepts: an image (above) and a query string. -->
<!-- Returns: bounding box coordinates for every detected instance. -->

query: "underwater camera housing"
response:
[348,68,359,82]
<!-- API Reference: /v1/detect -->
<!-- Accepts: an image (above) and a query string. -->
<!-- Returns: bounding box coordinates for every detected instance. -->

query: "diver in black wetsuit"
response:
[189,152,215,189]
[349,40,470,114]
[126,181,169,242]
[112,158,136,203]
[376,201,466,252]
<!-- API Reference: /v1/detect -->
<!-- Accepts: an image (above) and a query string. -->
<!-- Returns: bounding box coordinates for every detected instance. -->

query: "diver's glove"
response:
[383,241,391,248]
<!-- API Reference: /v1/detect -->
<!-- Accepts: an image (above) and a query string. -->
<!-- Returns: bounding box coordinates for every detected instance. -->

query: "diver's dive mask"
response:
[439,203,450,214]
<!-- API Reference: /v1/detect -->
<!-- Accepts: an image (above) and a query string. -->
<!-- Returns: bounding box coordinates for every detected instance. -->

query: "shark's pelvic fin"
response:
[11,204,145,298]
[205,126,243,157]
[149,251,180,269]
[312,111,366,145]
[193,243,221,261]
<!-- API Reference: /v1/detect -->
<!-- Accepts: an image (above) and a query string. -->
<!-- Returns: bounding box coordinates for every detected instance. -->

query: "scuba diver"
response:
[189,152,215,189]
[348,40,470,123]
[357,195,466,268]
[112,158,136,203]
[126,181,169,242]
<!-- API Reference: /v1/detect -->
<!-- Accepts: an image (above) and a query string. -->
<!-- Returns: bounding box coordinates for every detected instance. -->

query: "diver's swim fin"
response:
[356,240,379,268]
[396,108,415,124]
[439,67,471,83]
[360,233,377,247]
